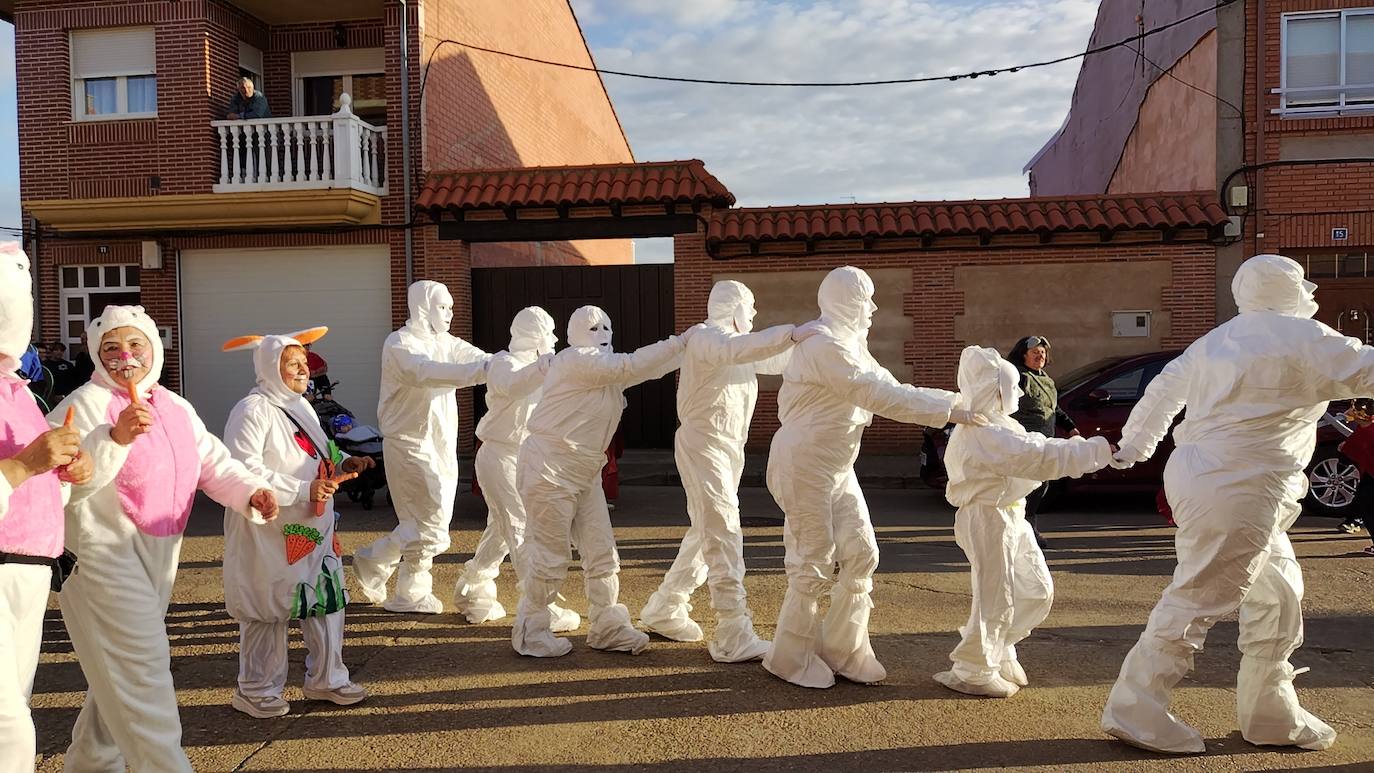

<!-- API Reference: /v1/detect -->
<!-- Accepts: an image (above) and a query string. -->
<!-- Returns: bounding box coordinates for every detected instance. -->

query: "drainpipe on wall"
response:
[28,215,41,339]
[399,0,414,287]
[1255,0,1266,256]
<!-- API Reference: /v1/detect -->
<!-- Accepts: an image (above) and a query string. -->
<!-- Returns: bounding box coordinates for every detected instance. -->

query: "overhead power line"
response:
[421,0,1235,89]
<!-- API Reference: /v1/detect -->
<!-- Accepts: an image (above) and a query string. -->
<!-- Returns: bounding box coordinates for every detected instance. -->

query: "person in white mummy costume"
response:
[0,242,92,773]
[221,329,373,719]
[51,305,278,773]
[1101,254,1374,754]
[639,280,817,662]
[764,266,984,689]
[353,281,491,614]
[933,346,1113,698]
[512,305,691,657]
[452,307,580,631]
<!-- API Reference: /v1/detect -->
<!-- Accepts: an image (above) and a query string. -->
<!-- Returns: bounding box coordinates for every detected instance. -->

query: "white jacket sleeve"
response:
[574,337,685,388]
[185,402,271,521]
[487,355,547,400]
[1118,348,1194,459]
[223,403,313,508]
[813,339,957,427]
[972,428,1113,482]
[1303,327,1374,400]
[389,341,491,389]
[48,389,127,507]
[708,325,795,370]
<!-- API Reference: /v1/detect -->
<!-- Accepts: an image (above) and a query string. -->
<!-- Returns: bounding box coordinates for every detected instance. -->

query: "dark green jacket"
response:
[1010,364,1077,438]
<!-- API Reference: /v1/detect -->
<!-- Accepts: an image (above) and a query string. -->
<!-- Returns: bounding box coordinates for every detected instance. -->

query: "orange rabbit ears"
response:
[221,326,328,352]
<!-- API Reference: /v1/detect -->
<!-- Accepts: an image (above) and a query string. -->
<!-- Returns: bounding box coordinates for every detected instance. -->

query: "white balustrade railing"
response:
[211,93,385,194]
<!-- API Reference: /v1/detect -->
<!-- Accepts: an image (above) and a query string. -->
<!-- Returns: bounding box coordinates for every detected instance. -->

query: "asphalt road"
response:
[29,485,1374,772]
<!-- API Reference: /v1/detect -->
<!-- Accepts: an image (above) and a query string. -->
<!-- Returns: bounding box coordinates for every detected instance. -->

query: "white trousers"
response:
[237,611,351,698]
[355,438,457,605]
[947,503,1053,682]
[61,530,192,773]
[652,429,750,613]
[0,564,49,773]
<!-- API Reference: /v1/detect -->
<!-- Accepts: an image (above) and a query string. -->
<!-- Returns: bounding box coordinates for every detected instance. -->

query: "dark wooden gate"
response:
[471,264,676,448]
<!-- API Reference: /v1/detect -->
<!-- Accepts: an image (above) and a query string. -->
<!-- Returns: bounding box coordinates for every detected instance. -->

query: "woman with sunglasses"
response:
[1005,335,1079,549]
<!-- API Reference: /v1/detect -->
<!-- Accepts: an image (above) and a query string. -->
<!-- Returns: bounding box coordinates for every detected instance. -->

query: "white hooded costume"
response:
[353,281,491,614]
[934,346,1112,698]
[764,266,962,689]
[511,305,685,657]
[1101,254,1374,754]
[50,305,270,772]
[639,280,798,662]
[453,307,579,631]
[222,332,360,716]
[0,243,72,773]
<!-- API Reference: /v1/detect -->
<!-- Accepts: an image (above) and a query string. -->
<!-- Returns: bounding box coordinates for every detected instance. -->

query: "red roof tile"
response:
[416,160,735,216]
[707,193,1228,249]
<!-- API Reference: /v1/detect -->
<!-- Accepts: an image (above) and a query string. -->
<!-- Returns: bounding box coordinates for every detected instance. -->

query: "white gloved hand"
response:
[791,320,823,343]
[537,352,554,375]
[949,409,989,427]
[1109,442,1145,470]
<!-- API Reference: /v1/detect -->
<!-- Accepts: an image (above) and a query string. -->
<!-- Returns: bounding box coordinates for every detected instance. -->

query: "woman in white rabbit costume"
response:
[51,305,278,773]
[221,329,373,719]
[934,346,1113,698]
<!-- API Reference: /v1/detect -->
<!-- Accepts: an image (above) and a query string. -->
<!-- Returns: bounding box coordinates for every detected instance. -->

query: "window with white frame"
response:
[1278,9,1374,115]
[59,265,141,352]
[70,27,157,120]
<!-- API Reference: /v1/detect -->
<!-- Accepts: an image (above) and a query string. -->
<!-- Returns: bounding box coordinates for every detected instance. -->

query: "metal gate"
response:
[471,264,676,448]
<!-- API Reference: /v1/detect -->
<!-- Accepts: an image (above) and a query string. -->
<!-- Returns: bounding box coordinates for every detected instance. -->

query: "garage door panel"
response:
[180,246,390,436]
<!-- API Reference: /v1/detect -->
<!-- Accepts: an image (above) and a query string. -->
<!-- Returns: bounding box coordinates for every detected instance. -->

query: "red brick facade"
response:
[17,0,635,433]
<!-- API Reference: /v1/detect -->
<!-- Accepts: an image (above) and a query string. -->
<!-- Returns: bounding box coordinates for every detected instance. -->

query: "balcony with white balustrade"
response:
[212,93,385,195]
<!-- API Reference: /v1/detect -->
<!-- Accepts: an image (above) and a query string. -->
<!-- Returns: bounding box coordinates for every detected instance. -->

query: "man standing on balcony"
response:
[227,76,271,120]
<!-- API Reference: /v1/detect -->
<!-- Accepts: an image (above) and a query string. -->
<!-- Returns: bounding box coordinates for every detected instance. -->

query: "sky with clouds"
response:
[0,1,1100,259]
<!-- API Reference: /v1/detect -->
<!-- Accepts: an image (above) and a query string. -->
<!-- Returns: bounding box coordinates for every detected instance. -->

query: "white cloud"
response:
[573,0,1099,208]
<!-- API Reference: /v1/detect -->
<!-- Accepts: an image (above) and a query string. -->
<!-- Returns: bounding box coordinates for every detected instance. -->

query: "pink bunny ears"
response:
[221,326,329,352]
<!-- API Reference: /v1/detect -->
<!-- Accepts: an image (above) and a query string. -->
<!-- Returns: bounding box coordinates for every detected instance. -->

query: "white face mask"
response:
[733,298,757,333]
[431,291,455,334]
[568,306,614,350]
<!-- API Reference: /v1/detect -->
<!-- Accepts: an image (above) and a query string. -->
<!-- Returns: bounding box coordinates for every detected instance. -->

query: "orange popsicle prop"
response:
[126,381,139,404]
[63,406,75,428]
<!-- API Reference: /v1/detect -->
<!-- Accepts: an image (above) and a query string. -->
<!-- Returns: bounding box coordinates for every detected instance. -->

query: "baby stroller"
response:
[330,415,387,510]
[309,380,388,510]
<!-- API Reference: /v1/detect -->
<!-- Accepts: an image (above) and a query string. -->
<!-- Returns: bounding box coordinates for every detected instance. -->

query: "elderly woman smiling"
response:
[221,330,373,719]
[51,305,278,773]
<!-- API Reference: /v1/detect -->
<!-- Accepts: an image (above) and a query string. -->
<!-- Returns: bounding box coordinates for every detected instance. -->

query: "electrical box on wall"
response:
[141,241,161,270]
[1112,310,1151,338]
[157,326,173,349]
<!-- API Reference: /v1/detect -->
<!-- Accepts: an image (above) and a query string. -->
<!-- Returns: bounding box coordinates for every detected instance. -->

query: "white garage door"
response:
[179,245,391,436]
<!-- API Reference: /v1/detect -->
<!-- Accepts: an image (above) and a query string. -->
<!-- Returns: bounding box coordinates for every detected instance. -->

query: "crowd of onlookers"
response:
[16,339,94,410]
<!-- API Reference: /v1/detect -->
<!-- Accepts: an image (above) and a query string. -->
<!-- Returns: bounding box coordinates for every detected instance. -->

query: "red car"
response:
[919,351,1359,518]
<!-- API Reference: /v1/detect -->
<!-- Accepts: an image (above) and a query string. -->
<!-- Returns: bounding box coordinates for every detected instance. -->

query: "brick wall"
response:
[676,210,1218,453]
[1245,0,1374,254]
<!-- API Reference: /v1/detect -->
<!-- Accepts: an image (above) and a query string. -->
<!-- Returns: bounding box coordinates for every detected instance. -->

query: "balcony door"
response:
[292,48,386,126]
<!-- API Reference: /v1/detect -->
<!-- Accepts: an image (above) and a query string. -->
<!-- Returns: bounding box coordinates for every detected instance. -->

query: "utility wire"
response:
[420,0,1235,89]
[1121,42,1243,117]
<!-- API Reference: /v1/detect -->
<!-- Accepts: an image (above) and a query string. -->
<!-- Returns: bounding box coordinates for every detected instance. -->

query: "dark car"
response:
[918,351,1358,517]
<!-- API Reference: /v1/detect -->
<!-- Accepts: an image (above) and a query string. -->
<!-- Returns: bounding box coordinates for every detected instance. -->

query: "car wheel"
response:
[1305,448,1363,517]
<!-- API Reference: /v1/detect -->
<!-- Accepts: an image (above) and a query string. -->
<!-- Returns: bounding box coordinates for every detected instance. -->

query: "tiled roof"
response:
[707,193,1228,247]
[415,160,735,216]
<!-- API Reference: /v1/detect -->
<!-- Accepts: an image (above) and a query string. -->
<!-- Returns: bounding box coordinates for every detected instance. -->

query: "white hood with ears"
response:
[707,280,756,333]
[407,280,455,336]
[1232,254,1319,319]
[87,304,163,399]
[0,241,32,375]
[817,266,877,338]
[567,305,613,350]
[509,306,557,355]
[956,346,1022,422]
